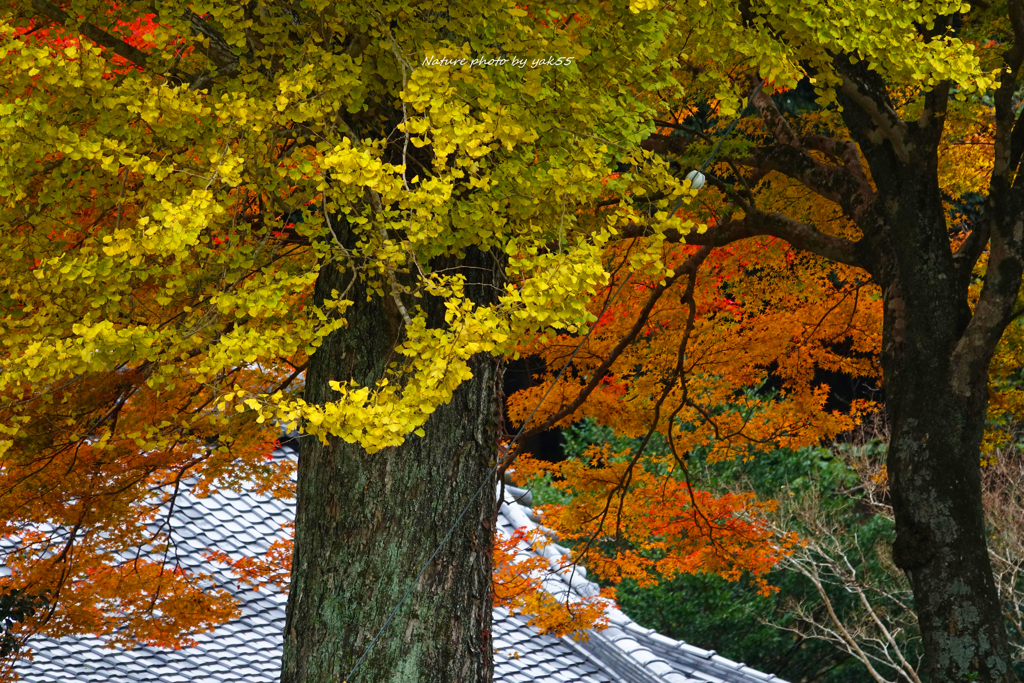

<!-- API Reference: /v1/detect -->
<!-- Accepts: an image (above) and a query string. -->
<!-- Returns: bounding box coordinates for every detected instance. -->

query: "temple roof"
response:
[13,445,786,683]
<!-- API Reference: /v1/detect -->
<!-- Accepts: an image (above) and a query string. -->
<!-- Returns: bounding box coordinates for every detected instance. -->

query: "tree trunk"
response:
[731,42,1024,683]
[874,169,1017,681]
[281,249,503,683]
[885,362,1013,682]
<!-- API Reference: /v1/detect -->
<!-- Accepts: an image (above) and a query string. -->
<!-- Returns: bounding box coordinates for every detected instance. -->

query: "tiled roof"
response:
[13,445,787,683]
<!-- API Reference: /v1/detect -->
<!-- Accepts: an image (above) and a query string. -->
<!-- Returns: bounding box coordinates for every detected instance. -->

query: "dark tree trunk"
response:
[657,35,1024,683]
[883,321,1014,682]
[281,248,503,683]
[885,363,1011,682]
[868,153,1019,682]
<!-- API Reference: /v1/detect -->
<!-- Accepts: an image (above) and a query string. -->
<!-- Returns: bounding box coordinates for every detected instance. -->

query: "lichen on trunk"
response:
[885,368,1012,682]
[872,166,1019,682]
[282,248,503,683]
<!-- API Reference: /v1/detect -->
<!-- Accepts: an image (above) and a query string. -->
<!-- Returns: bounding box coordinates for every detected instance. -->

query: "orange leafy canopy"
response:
[493,525,611,639]
[506,211,882,597]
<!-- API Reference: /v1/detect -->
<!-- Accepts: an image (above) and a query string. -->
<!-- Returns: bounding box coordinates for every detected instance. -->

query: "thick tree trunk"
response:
[874,169,1017,681]
[738,43,1024,683]
[281,250,503,683]
[886,364,1012,682]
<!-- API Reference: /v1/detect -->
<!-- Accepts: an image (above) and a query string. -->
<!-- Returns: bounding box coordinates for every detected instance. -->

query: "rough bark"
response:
[281,245,503,683]
[843,109,1019,680]
[884,348,1012,683]
[876,211,1017,683]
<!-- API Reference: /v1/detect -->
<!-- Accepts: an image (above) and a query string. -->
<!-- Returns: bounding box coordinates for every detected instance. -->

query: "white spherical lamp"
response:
[685,169,705,190]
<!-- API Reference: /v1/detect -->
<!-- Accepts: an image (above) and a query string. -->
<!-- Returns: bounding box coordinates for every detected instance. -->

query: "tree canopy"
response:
[2,0,1024,681]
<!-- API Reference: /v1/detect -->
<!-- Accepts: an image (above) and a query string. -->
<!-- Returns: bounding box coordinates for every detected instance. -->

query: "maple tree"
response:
[502,4,1024,683]
[533,419,893,683]
[2,1,1023,683]
[505,213,883,644]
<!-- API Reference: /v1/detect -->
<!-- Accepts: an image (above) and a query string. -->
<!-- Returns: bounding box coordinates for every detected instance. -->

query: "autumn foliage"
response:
[6,0,1024,679]
[0,4,300,666]
[503,201,881,590]
[0,0,692,661]
[1,0,883,656]
[492,525,611,639]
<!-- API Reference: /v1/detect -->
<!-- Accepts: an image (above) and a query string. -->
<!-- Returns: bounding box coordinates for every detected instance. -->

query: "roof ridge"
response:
[560,631,647,683]
[497,486,790,683]
[574,627,681,683]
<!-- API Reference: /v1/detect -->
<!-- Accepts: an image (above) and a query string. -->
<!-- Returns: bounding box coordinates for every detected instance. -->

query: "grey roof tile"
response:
[691,673,728,683]
[664,674,696,683]
[646,661,676,676]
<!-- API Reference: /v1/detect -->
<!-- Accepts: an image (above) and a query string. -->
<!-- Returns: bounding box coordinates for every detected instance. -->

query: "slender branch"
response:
[797,558,892,683]
[21,157,65,180]
[335,117,412,325]
[516,246,711,441]
[840,551,922,683]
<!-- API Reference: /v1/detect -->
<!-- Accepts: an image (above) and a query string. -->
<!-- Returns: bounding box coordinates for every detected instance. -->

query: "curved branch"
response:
[515,246,712,441]
[742,85,877,228]
[953,220,991,290]
[950,225,1024,398]
[622,212,867,271]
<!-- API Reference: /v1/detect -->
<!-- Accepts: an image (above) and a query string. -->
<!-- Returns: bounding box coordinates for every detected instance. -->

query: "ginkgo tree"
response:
[1,1,1022,683]
[0,0,696,681]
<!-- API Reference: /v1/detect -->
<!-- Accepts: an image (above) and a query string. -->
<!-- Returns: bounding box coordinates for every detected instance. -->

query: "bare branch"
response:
[762,438,1024,678]
[516,246,712,441]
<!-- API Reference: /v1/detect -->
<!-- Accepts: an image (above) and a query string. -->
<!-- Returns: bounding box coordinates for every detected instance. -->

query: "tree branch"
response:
[837,70,910,163]
[30,0,242,89]
[31,0,151,70]
[955,0,1024,395]
[953,220,990,290]
[749,81,800,147]
[623,211,866,271]
[950,222,1024,397]
[184,9,241,75]
[743,84,877,227]
[515,246,711,442]
[994,0,1024,179]
[916,81,950,135]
